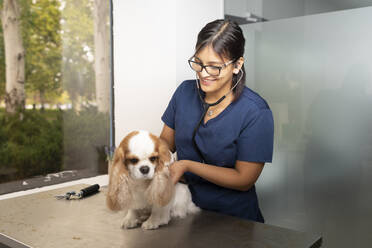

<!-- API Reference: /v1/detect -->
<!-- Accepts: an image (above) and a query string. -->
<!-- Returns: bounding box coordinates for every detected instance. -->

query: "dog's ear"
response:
[145,137,174,206]
[145,166,174,206]
[156,138,173,171]
[106,146,133,211]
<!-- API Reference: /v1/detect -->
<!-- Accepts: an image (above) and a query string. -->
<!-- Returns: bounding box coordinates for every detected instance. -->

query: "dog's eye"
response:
[127,158,139,164]
[149,156,158,162]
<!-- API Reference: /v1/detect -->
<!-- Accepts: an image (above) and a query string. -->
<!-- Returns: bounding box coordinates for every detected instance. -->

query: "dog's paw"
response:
[141,219,160,230]
[121,217,140,229]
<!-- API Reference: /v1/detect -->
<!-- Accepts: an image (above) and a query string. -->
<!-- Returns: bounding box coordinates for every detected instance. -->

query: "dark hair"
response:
[195,19,246,100]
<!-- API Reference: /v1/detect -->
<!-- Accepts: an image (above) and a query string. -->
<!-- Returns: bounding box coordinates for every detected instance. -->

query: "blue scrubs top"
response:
[162,80,274,222]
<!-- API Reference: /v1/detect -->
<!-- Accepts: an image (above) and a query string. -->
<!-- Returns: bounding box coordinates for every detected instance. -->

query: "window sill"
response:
[0,174,108,201]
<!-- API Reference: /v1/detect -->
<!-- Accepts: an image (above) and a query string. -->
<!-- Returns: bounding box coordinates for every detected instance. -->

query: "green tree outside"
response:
[20,0,62,107]
[60,0,96,109]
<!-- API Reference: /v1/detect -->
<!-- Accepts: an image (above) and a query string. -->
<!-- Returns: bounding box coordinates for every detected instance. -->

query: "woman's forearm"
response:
[182,160,263,191]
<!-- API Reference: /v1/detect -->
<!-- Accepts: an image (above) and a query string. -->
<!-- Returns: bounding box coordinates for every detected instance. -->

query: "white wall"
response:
[113,0,223,144]
[176,0,224,84]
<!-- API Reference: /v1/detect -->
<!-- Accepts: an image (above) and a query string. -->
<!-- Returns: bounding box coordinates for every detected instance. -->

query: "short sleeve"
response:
[161,83,184,129]
[237,109,274,163]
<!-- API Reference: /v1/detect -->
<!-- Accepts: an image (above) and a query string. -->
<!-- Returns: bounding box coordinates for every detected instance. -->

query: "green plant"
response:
[0,110,63,181]
[0,106,110,184]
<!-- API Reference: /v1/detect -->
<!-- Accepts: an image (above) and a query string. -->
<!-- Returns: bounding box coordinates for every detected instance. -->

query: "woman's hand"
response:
[169,160,188,184]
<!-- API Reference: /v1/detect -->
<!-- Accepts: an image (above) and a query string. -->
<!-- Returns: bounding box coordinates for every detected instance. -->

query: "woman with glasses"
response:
[160,19,274,223]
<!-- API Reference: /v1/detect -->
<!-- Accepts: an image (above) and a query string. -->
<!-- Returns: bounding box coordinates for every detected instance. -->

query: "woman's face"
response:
[194,45,236,97]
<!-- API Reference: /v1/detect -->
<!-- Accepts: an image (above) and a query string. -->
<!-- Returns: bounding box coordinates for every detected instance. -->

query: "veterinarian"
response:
[160,19,274,223]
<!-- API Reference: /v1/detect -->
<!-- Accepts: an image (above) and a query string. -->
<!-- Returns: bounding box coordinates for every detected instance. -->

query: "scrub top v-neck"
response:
[162,80,274,222]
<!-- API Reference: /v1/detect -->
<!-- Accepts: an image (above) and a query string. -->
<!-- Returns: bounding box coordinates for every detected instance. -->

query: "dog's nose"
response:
[139,166,150,175]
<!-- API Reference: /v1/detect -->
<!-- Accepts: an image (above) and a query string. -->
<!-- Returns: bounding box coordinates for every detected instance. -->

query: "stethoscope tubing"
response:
[192,70,244,163]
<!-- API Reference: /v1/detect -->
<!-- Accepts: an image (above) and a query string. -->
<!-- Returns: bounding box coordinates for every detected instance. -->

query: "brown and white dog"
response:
[106,130,199,230]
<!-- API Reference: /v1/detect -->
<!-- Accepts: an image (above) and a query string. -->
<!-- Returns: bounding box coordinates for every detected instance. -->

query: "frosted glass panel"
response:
[225,0,372,21]
[242,7,372,248]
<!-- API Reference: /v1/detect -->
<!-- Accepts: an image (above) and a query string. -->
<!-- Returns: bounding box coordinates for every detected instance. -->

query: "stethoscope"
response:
[192,69,244,163]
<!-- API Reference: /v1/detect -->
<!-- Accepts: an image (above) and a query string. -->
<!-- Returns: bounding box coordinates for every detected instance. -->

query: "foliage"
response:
[0,0,63,104]
[60,0,96,107]
[0,0,96,106]
[20,0,62,103]
[0,106,110,183]
[0,109,63,180]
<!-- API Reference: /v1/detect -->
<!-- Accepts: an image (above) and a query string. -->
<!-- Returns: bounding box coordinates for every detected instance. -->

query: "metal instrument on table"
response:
[55,184,100,200]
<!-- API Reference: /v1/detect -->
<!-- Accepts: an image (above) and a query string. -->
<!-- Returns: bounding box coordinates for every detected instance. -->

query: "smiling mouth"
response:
[200,78,217,86]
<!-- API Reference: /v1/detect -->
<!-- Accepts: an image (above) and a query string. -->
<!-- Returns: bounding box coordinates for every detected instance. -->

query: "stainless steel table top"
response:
[0,184,322,248]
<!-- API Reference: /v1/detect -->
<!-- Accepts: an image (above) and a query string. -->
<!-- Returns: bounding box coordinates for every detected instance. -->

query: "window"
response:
[0,0,113,194]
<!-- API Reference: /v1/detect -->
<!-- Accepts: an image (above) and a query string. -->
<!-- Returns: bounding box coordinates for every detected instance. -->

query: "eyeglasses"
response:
[188,57,235,77]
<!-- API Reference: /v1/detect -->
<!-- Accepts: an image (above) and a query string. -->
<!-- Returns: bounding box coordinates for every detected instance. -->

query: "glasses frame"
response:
[188,56,235,76]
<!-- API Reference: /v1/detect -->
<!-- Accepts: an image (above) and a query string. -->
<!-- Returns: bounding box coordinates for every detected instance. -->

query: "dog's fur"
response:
[106,130,199,229]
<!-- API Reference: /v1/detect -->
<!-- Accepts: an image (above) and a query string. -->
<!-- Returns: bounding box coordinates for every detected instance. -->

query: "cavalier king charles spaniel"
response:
[106,130,199,230]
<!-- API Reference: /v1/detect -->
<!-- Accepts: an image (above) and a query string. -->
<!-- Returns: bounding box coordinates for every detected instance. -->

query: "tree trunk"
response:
[1,0,25,114]
[40,90,45,111]
[94,0,110,113]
